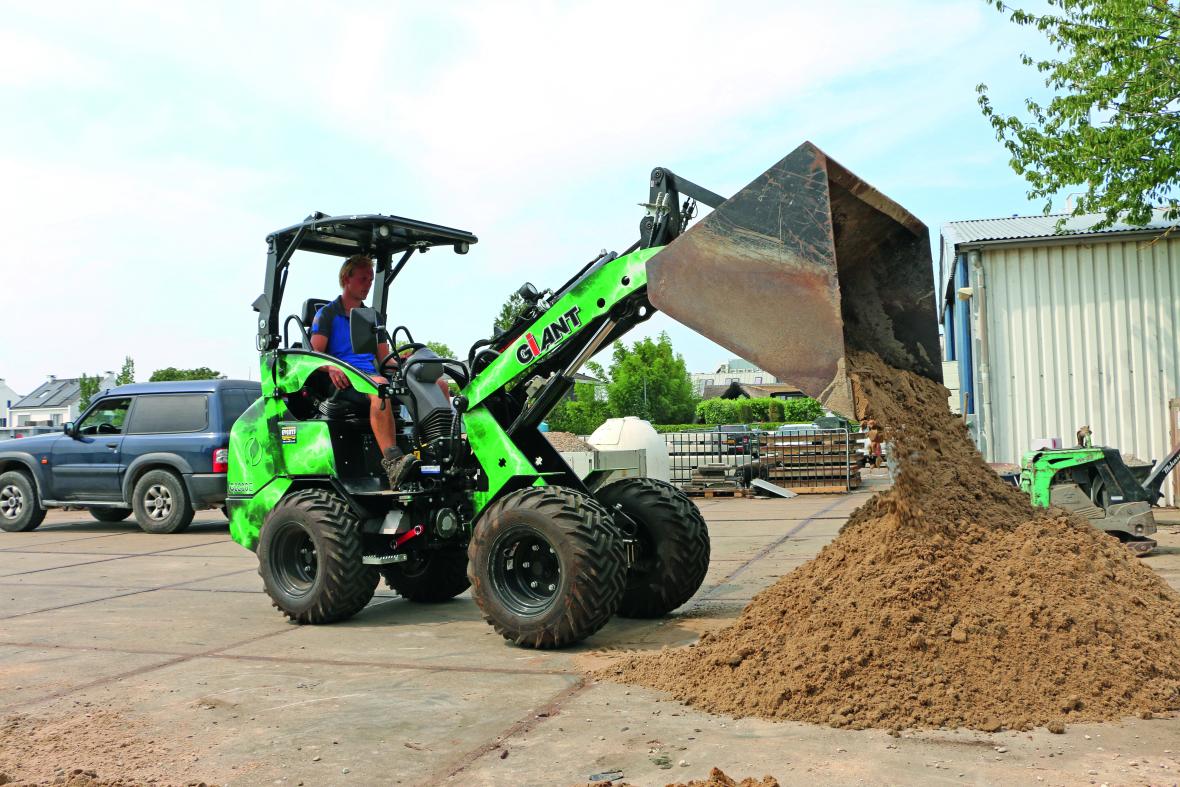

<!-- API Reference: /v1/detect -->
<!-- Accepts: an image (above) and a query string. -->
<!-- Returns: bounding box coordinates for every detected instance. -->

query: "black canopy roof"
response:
[268,213,478,258]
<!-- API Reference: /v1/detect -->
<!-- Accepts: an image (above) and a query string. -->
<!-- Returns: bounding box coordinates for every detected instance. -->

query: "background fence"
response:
[663,427,863,494]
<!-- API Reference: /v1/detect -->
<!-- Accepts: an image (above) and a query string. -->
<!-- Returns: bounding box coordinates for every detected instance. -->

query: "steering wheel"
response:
[97,422,118,435]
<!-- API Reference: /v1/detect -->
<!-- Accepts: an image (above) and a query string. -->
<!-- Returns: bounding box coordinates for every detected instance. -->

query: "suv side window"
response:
[77,397,133,436]
[220,389,258,431]
[127,394,210,434]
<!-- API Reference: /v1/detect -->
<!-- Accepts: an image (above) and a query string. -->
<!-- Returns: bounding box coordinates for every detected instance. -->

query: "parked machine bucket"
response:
[646,141,942,417]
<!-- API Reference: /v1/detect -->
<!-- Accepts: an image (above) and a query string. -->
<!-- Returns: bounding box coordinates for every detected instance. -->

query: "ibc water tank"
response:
[587,417,670,482]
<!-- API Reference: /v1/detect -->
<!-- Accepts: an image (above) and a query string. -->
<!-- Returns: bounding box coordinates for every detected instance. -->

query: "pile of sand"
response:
[0,711,214,786]
[586,769,778,787]
[600,352,1180,731]
[545,431,595,452]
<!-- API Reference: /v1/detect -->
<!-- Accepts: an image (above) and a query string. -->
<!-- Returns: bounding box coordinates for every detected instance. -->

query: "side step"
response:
[362,552,409,565]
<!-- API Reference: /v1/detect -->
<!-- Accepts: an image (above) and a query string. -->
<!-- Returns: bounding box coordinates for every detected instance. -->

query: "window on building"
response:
[754,377,763,384]
[728,378,738,383]
[704,379,713,387]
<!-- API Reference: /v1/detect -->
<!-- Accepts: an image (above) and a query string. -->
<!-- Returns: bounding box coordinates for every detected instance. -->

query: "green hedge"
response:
[693,396,823,425]
[653,421,790,434]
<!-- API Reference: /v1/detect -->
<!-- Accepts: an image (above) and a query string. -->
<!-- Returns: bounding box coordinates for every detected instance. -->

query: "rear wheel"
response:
[0,471,46,533]
[258,488,377,624]
[89,507,132,523]
[469,486,626,648]
[597,477,710,618]
[131,470,194,534]
[381,549,470,602]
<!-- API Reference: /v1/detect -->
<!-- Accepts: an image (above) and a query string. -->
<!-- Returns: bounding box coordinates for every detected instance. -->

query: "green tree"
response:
[149,366,222,382]
[78,373,101,411]
[494,291,529,333]
[424,341,455,359]
[115,356,135,386]
[604,332,697,424]
[546,382,612,435]
[978,1,1180,228]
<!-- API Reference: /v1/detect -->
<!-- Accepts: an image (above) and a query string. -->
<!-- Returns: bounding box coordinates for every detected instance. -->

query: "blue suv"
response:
[0,380,260,534]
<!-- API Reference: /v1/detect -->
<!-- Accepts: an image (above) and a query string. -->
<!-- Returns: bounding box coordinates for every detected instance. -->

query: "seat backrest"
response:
[302,298,330,330]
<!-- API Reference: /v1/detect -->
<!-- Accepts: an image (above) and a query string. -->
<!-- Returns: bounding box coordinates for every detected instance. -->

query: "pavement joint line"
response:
[0,625,296,714]
[694,496,847,603]
[0,640,577,678]
[0,538,232,578]
[428,675,589,785]
[0,567,259,620]
[0,532,131,551]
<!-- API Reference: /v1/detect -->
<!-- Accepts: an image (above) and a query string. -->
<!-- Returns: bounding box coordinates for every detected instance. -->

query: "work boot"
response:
[382,448,416,490]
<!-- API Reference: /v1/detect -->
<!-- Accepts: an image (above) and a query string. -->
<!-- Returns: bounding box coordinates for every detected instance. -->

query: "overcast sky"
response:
[1,1,1051,395]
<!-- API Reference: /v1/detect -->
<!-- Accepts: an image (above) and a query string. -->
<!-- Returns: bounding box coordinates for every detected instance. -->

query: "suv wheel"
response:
[0,471,46,533]
[131,469,194,534]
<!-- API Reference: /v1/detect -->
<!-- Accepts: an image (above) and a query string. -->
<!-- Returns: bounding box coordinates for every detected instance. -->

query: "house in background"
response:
[5,372,117,438]
[691,358,780,397]
[0,378,23,429]
[940,209,1180,504]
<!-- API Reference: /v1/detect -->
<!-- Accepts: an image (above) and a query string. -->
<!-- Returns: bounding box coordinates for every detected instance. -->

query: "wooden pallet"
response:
[682,486,753,498]
[775,484,858,495]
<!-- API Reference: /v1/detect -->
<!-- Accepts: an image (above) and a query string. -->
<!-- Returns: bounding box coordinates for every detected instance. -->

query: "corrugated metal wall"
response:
[978,236,1180,504]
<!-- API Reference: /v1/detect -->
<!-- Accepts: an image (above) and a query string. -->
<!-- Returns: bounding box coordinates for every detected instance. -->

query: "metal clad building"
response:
[939,211,1180,504]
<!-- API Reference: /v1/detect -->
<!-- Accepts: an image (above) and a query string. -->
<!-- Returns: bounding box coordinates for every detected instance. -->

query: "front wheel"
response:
[469,486,626,649]
[257,488,377,624]
[596,478,710,618]
[0,471,46,533]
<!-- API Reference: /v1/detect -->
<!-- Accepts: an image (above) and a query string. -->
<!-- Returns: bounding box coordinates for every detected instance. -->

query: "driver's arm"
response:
[310,334,349,389]
[377,340,393,370]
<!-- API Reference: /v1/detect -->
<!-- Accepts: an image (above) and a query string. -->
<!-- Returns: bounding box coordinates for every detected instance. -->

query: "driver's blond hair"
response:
[339,254,374,288]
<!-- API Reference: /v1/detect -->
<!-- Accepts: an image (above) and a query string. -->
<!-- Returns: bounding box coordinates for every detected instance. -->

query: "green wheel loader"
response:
[227,142,942,648]
[1020,444,1180,555]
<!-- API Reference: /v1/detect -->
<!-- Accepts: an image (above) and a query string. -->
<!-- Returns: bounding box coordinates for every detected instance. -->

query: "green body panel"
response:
[461,247,657,408]
[228,477,291,550]
[228,352,370,550]
[463,407,549,513]
[1019,448,1107,507]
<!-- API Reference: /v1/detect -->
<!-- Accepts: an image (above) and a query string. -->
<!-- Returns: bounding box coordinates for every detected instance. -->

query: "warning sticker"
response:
[281,425,297,444]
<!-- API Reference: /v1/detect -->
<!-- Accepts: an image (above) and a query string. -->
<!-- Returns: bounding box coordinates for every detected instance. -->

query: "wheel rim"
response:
[144,484,173,520]
[489,526,561,616]
[269,521,318,597]
[0,484,24,520]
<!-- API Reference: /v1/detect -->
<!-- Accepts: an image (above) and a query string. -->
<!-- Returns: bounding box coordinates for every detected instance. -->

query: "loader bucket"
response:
[646,141,942,417]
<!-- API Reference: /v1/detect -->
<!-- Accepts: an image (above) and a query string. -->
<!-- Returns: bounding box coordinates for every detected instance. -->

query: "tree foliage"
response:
[78,374,101,411]
[149,366,222,382]
[604,333,697,424]
[115,356,135,386]
[546,382,612,435]
[978,0,1180,228]
[424,341,455,359]
[494,291,530,333]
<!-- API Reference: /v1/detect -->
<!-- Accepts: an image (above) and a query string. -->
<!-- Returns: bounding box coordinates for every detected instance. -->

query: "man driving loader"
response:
[310,254,414,488]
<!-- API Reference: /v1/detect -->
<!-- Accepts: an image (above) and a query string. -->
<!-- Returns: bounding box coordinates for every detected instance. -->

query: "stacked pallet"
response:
[682,463,751,498]
[758,431,860,493]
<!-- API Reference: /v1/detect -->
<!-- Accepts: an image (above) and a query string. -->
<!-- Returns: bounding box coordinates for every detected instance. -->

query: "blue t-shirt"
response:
[311,297,377,374]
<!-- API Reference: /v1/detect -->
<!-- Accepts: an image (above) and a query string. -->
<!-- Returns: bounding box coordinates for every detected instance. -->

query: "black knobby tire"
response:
[131,469,195,534]
[469,486,626,649]
[597,477,711,618]
[0,470,46,533]
[381,549,471,602]
[89,507,132,523]
[257,488,378,624]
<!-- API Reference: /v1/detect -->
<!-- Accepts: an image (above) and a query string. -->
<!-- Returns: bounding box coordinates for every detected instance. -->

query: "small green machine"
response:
[1020,444,1180,555]
[227,142,944,648]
